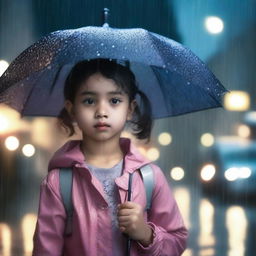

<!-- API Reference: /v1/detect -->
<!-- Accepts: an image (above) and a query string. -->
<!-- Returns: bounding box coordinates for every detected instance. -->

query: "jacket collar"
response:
[48,138,151,174]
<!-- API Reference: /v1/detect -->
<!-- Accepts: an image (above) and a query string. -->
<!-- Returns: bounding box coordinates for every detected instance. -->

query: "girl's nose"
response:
[95,102,108,118]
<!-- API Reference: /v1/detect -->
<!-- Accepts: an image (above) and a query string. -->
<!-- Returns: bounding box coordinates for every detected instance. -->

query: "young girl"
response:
[32,59,188,256]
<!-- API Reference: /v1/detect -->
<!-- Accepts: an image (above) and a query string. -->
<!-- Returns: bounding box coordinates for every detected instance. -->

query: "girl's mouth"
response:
[94,123,111,130]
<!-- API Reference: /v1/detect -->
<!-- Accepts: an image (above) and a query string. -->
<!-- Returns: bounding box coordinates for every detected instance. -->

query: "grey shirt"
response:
[86,159,125,255]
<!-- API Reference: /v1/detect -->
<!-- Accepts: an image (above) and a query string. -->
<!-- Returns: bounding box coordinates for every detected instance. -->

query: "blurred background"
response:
[0,0,256,255]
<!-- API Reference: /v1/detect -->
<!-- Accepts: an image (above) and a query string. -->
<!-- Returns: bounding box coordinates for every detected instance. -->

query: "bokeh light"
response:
[158,132,172,146]
[5,136,19,151]
[0,114,10,133]
[0,60,9,76]
[200,133,215,147]
[200,164,216,181]
[224,91,250,111]
[21,214,37,254]
[146,147,160,161]
[170,167,185,181]
[237,124,250,138]
[22,144,35,157]
[205,16,224,34]
[225,167,239,181]
[239,167,251,179]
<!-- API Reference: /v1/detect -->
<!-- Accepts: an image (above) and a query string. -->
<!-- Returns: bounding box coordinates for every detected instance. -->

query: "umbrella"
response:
[0,9,228,119]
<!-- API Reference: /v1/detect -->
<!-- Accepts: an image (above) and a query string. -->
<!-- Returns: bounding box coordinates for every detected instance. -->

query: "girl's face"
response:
[65,73,136,142]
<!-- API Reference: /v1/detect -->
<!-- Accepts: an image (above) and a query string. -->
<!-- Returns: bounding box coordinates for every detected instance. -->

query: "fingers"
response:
[118,201,137,209]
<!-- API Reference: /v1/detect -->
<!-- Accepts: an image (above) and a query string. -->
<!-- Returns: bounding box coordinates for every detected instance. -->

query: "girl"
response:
[33,59,188,256]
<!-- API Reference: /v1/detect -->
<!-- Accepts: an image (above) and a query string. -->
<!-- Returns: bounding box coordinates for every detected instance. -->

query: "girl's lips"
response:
[94,123,111,128]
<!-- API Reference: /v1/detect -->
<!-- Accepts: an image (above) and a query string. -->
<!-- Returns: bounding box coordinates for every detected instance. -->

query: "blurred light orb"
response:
[5,136,19,151]
[205,16,224,34]
[225,167,239,181]
[121,131,133,139]
[237,124,250,138]
[22,213,37,253]
[22,144,35,157]
[0,114,9,133]
[201,133,214,147]
[158,132,172,146]
[239,167,251,179]
[224,91,250,111]
[137,146,147,157]
[170,167,185,181]
[201,164,216,181]
[0,60,9,76]
[146,147,160,161]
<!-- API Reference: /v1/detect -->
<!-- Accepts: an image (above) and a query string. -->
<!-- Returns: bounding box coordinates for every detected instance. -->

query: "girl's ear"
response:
[127,100,137,121]
[64,100,75,119]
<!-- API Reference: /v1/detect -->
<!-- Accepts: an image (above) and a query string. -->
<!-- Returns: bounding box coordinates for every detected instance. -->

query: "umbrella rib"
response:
[150,66,173,116]
[49,66,63,95]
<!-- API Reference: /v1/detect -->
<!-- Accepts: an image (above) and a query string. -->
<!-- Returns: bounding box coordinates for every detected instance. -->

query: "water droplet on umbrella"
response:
[163,65,166,69]
[124,46,127,50]
[112,45,115,48]
[100,43,104,46]
[97,51,101,56]
[187,81,191,85]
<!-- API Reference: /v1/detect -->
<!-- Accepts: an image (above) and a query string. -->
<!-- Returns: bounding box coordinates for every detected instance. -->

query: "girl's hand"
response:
[117,202,153,246]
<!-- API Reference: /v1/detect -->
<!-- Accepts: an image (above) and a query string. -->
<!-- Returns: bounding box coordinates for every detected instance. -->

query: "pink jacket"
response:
[33,138,188,256]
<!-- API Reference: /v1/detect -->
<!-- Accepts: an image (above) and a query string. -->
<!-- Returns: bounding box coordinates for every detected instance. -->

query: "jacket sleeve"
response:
[135,164,188,256]
[33,170,66,256]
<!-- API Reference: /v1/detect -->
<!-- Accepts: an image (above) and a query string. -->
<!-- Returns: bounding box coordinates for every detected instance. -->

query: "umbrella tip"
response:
[102,8,110,27]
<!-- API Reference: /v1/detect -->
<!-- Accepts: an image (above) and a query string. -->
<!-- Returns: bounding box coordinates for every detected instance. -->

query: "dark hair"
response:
[58,58,152,141]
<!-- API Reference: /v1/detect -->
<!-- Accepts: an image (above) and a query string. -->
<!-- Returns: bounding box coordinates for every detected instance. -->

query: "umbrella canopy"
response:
[0,25,228,118]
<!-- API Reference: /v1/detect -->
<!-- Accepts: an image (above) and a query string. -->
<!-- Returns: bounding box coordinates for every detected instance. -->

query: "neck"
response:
[80,136,124,166]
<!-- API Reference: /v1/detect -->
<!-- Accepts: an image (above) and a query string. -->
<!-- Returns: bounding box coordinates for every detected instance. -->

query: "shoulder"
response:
[41,169,61,198]
[146,163,172,195]
[147,163,168,183]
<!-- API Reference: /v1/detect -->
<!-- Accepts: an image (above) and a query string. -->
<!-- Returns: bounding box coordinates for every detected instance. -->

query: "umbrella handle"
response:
[126,172,134,256]
[102,8,110,27]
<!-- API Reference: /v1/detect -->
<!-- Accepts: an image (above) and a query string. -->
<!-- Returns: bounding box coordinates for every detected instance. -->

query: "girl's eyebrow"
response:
[80,90,124,96]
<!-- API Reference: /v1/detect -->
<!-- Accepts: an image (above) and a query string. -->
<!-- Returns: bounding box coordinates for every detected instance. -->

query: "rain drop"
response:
[100,43,104,46]
[124,46,127,50]
[112,45,115,48]
[96,51,101,57]
[187,82,191,85]
[163,65,166,69]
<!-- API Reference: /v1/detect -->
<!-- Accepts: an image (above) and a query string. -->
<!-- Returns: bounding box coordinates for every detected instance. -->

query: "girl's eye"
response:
[83,98,94,105]
[111,98,122,104]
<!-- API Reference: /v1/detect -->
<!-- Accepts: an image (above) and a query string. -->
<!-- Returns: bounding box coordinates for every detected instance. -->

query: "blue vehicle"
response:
[200,112,256,200]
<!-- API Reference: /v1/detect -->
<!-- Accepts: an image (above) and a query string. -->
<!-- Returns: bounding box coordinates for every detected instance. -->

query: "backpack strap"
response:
[59,167,73,236]
[139,165,154,211]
